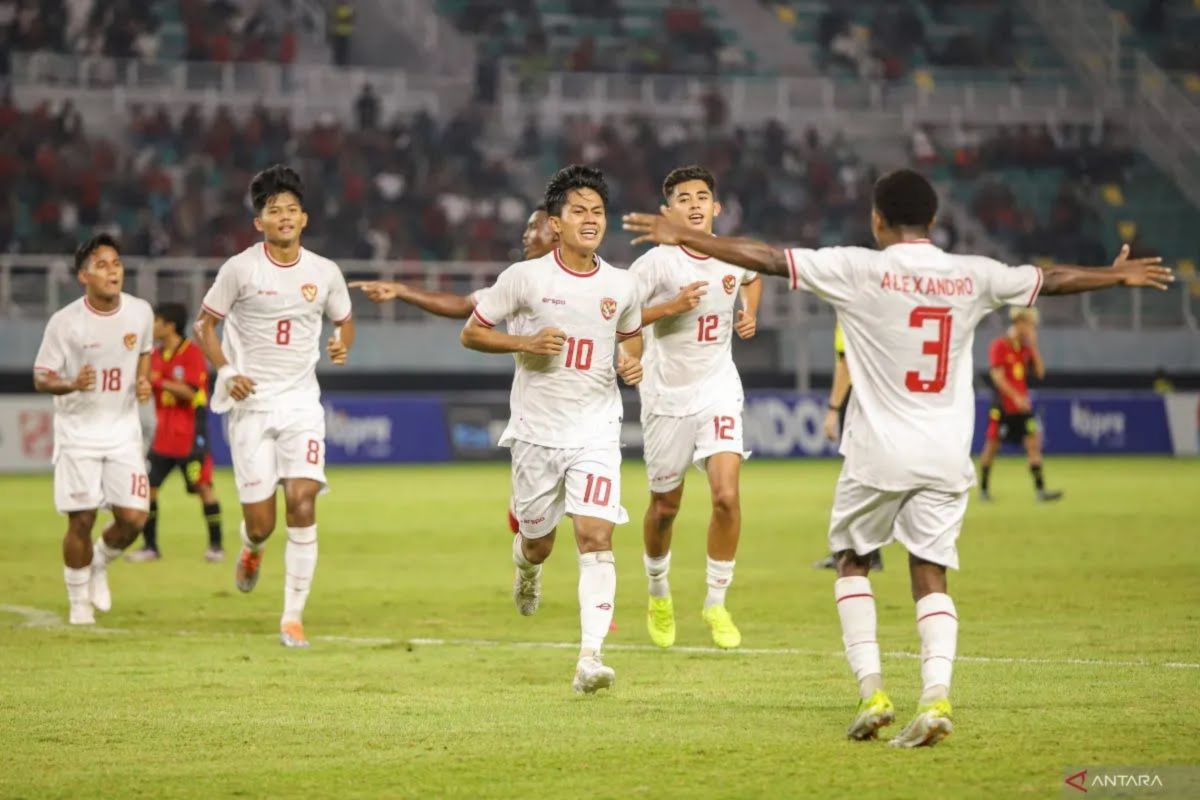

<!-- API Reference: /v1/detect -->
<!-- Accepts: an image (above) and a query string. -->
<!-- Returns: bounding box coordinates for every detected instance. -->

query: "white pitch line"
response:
[4,606,1196,670]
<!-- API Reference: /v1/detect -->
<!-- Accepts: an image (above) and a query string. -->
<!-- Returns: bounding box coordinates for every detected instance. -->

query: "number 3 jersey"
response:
[472,249,642,449]
[629,244,758,416]
[34,293,154,455]
[786,240,1042,492]
[201,243,352,412]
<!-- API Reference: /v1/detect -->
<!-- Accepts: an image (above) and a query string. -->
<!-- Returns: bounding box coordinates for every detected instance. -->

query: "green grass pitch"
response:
[2,456,1198,799]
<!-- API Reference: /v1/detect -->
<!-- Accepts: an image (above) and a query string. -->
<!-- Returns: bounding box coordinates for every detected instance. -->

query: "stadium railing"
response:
[2,256,1195,332]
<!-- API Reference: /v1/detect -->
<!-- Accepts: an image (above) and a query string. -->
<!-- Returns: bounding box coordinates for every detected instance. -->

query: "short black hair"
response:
[662,165,716,201]
[873,169,938,228]
[249,164,305,214]
[74,233,121,274]
[154,302,189,336]
[543,165,608,217]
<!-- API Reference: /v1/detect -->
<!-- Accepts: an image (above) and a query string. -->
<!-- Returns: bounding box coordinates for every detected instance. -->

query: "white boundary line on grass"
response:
[5,604,1197,670]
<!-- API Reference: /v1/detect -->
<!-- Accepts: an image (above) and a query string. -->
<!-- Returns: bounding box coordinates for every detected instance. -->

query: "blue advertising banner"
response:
[207,395,451,466]
[743,390,1176,458]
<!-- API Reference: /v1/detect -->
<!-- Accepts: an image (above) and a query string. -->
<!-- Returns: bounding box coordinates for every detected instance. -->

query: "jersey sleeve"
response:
[140,305,154,355]
[988,338,1006,368]
[985,262,1043,309]
[325,264,353,323]
[34,314,67,376]
[617,280,643,337]
[626,249,663,307]
[201,258,242,319]
[471,264,525,328]
[741,268,759,285]
[784,247,858,306]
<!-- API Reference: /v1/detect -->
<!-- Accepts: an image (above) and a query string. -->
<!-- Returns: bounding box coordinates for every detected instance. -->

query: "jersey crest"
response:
[600,297,616,321]
[722,274,736,294]
[123,333,137,350]
[301,283,318,302]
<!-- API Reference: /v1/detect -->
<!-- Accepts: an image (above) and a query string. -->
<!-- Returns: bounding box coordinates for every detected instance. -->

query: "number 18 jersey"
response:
[785,240,1042,492]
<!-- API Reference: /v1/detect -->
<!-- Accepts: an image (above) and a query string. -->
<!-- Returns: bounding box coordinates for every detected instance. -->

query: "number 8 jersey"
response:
[472,249,642,449]
[201,243,352,412]
[785,240,1042,492]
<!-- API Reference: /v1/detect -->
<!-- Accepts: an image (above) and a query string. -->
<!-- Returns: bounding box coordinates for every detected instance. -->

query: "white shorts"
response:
[226,404,327,505]
[827,465,967,569]
[509,440,629,538]
[54,443,150,515]
[642,401,749,493]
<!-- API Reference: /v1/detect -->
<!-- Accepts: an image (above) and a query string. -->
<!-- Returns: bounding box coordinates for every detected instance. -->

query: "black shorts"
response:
[986,407,1037,445]
[148,450,214,493]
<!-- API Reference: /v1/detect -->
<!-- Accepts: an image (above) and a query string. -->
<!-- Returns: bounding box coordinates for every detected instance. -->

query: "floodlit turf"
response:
[2,456,1198,799]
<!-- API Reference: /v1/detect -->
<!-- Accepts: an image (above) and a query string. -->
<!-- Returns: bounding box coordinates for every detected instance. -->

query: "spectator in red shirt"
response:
[127,303,225,563]
[978,308,1062,502]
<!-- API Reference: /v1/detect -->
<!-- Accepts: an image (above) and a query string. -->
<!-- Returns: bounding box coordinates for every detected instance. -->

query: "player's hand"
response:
[623,210,689,247]
[668,281,708,315]
[617,354,643,386]
[227,374,257,401]
[524,327,567,356]
[1013,396,1033,413]
[327,335,349,365]
[735,309,757,339]
[72,365,96,392]
[823,409,840,442]
[1111,244,1173,290]
[350,280,404,303]
[136,376,152,402]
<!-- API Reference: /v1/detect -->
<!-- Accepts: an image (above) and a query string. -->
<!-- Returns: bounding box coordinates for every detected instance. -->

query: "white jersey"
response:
[202,243,352,411]
[33,293,154,456]
[630,244,758,416]
[473,248,642,449]
[785,240,1042,492]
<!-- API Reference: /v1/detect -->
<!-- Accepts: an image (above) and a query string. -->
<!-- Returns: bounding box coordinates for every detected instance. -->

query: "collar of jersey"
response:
[553,248,599,277]
[679,244,712,261]
[263,242,302,268]
[84,295,121,316]
[886,238,934,248]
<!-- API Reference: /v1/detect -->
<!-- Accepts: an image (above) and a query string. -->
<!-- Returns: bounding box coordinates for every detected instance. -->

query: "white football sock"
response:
[92,538,122,568]
[643,551,671,598]
[240,520,265,554]
[835,576,882,699]
[704,557,735,609]
[281,525,317,625]
[578,551,616,656]
[512,533,539,575]
[64,566,90,606]
[916,592,957,704]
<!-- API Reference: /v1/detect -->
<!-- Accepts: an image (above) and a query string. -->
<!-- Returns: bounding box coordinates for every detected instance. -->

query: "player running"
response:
[978,308,1061,502]
[126,302,225,563]
[193,165,355,648]
[461,165,644,693]
[33,234,154,624]
[618,165,762,649]
[624,168,1171,746]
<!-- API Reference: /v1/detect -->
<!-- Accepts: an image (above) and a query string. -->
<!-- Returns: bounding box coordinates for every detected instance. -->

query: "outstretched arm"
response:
[624,212,789,277]
[351,281,476,320]
[1041,245,1172,295]
[641,280,708,326]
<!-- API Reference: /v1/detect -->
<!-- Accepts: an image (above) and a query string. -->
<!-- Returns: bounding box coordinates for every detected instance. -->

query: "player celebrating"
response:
[618,165,761,650]
[193,165,355,648]
[33,234,154,624]
[126,302,225,563]
[461,165,644,693]
[978,308,1061,502]
[624,169,1170,746]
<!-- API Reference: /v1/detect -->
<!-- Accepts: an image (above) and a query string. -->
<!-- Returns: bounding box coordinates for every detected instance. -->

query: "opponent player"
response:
[461,165,644,693]
[33,234,154,624]
[814,322,883,571]
[978,308,1061,502]
[624,169,1170,746]
[126,302,225,563]
[193,165,355,648]
[617,165,761,650]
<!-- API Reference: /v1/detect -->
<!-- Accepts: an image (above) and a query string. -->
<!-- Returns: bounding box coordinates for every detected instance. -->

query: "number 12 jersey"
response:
[785,240,1042,492]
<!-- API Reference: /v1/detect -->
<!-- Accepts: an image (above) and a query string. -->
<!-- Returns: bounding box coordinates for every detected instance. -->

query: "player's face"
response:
[1014,317,1036,341]
[522,210,557,259]
[550,188,606,255]
[153,316,168,341]
[78,245,123,301]
[254,191,308,247]
[664,179,720,233]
